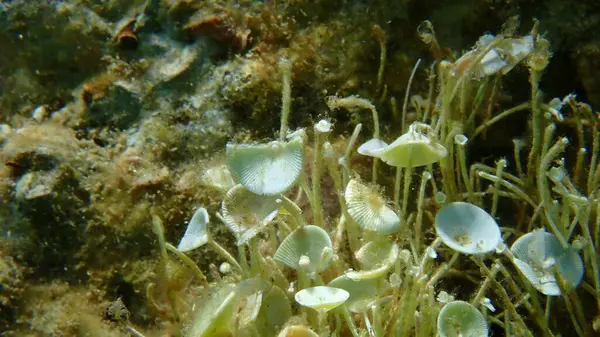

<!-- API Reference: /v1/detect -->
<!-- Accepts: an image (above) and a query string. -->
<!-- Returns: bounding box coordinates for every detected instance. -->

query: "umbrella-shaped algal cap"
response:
[328,275,379,313]
[226,131,304,195]
[510,230,584,296]
[435,202,501,255]
[437,300,488,337]
[295,286,349,312]
[345,179,401,234]
[222,184,280,245]
[346,239,399,280]
[177,207,210,252]
[274,225,332,278]
[379,122,447,168]
[357,138,388,158]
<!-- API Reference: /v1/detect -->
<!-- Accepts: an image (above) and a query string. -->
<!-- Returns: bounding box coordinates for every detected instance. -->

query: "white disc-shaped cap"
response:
[379,122,447,168]
[177,207,210,252]
[274,225,333,276]
[226,134,304,195]
[294,286,349,312]
[328,275,378,313]
[357,138,388,158]
[435,202,501,255]
[222,184,279,245]
[510,230,584,296]
[437,301,488,337]
[345,179,400,234]
[346,239,399,280]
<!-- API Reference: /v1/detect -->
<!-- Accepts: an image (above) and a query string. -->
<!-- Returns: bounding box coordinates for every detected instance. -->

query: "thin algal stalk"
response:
[374,24,387,95]
[513,138,526,181]
[482,75,500,136]
[491,159,507,217]
[423,62,436,124]
[472,258,533,337]
[426,251,459,287]
[210,214,246,274]
[526,69,543,181]
[499,251,549,334]
[414,171,431,254]
[596,202,600,285]
[208,239,242,274]
[471,261,501,306]
[477,172,537,209]
[165,243,208,286]
[465,78,489,132]
[441,126,461,199]
[577,203,600,311]
[340,306,360,337]
[279,58,292,141]
[278,195,307,229]
[394,167,402,211]
[312,126,328,228]
[537,135,569,247]
[573,148,587,188]
[472,102,531,139]
[554,267,586,337]
[455,135,474,202]
[401,166,413,226]
[326,95,380,183]
[587,115,599,195]
[150,215,180,322]
[300,173,314,209]
[402,59,422,133]
[341,124,362,186]
[323,142,354,252]
[470,162,525,186]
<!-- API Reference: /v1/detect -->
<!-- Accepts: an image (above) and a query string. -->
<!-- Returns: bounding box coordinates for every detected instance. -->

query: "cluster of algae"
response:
[134,21,600,337]
[0,1,599,337]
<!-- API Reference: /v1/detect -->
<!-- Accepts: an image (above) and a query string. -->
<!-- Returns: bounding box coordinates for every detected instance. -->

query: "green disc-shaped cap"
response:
[435,202,501,255]
[274,225,333,277]
[379,122,447,168]
[221,184,279,245]
[226,132,304,195]
[328,275,379,313]
[345,239,399,280]
[294,286,349,312]
[345,179,401,234]
[437,300,488,337]
[357,138,388,158]
[177,207,210,252]
[510,230,584,296]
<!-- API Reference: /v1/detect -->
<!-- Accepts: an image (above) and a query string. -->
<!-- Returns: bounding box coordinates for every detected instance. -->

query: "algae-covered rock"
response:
[0,1,111,117]
[0,252,25,325]
[84,81,143,129]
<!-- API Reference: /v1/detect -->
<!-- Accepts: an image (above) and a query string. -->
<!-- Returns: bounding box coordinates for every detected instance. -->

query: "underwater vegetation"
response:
[153,20,600,336]
[1,1,600,336]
